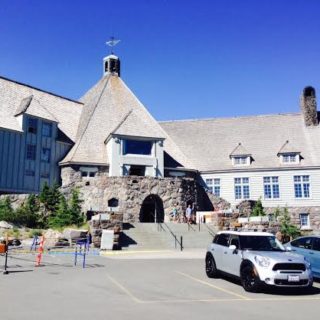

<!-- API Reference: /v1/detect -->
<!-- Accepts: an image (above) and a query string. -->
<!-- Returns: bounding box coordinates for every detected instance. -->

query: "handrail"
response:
[203,223,216,237]
[158,222,183,251]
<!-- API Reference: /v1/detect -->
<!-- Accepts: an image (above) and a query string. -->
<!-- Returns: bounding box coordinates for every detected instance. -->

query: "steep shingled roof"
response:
[229,143,251,157]
[61,75,191,167]
[277,140,301,155]
[0,76,83,140]
[160,113,320,172]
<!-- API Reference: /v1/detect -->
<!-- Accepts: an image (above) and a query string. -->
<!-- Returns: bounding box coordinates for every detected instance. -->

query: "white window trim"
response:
[263,176,281,201]
[80,166,98,178]
[299,213,311,230]
[293,175,312,200]
[280,153,300,164]
[231,156,250,166]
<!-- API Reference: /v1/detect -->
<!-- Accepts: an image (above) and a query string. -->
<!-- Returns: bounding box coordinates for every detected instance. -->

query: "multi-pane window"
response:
[205,179,213,193]
[42,122,52,137]
[263,176,280,199]
[282,154,298,163]
[234,177,250,199]
[41,148,51,162]
[27,118,38,134]
[26,144,36,160]
[205,178,221,196]
[299,213,310,228]
[234,156,248,165]
[294,175,310,198]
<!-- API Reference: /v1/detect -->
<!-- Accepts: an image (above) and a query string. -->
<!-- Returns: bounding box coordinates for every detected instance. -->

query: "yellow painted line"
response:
[176,271,251,300]
[107,274,142,303]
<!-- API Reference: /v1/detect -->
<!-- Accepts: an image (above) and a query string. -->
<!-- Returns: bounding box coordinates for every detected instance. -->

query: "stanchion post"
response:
[180,236,183,251]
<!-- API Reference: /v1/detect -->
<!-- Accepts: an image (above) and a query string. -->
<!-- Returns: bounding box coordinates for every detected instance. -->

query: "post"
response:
[74,246,78,266]
[180,236,183,251]
[3,249,8,275]
[174,235,177,249]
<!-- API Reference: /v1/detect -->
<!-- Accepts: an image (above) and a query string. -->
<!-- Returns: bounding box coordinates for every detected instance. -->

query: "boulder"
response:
[0,221,14,229]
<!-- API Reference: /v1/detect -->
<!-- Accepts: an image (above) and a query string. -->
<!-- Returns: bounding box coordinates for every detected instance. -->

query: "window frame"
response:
[42,122,52,137]
[26,144,37,160]
[263,176,280,199]
[27,117,38,134]
[234,177,250,200]
[122,139,153,156]
[294,175,310,199]
[299,213,311,230]
[232,156,250,166]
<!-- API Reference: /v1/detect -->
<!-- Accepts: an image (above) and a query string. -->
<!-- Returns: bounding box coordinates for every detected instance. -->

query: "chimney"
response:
[300,86,318,126]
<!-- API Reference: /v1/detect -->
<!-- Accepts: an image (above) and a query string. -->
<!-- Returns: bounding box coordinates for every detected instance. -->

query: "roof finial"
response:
[106,36,120,55]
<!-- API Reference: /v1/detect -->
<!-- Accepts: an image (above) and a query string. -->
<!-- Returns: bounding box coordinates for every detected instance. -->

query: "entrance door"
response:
[139,195,164,223]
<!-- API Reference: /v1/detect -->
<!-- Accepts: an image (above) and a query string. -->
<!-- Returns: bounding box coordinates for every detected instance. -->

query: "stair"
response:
[120,222,218,251]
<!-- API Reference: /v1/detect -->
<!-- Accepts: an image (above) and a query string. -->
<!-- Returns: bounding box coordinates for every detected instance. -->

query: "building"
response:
[0,52,319,230]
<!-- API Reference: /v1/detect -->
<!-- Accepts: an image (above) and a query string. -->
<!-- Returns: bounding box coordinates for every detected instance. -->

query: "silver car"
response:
[206,231,313,292]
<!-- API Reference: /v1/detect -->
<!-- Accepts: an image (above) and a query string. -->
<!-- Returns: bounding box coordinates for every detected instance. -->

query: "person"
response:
[171,205,178,221]
[275,231,283,243]
[186,205,192,223]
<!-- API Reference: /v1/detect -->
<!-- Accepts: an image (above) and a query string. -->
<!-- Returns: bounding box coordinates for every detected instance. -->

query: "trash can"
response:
[0,243,7,254]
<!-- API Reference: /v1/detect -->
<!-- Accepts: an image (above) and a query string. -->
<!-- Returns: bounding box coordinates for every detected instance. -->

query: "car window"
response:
[229,235,240,249]
[291,237,313,249]
[216,234,230,247]
[313,238,320,251]
[239,235,284,251]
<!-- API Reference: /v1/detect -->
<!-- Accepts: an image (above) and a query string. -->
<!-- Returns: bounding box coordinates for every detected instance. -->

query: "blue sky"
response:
[1,0,320,121]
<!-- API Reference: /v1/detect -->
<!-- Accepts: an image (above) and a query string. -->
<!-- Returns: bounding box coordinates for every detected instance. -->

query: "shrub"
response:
[250,198,265,217]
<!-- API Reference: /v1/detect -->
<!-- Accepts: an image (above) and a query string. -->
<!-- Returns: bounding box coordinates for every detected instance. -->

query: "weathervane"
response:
[106,36,120,54]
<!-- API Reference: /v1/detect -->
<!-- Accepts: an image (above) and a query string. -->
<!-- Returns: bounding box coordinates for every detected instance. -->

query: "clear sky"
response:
[1,0,320,121]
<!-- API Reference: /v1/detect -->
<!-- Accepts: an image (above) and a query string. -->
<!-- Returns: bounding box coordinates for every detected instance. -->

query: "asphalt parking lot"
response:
[1,249,320,320]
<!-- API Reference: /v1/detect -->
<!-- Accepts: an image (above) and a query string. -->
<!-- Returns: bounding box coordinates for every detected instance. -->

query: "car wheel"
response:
[240,265,261,292]
[206,254,219,278]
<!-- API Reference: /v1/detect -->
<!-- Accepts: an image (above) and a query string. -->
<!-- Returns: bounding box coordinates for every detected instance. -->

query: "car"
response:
[284,236,320,278]
[205,231,313,292]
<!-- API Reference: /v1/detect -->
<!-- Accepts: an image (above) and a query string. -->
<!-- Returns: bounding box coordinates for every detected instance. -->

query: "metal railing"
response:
[157,222,183,251]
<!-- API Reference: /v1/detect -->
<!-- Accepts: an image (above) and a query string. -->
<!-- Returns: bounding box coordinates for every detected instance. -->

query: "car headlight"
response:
[254,255,270,268]
[304,257,311,269]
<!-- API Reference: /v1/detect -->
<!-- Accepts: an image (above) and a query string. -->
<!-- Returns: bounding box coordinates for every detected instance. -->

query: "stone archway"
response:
[139,194,164,223]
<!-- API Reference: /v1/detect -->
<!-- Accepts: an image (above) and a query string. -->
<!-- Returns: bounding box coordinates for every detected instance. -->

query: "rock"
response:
[43,229,63,247]
[0,221,14,229]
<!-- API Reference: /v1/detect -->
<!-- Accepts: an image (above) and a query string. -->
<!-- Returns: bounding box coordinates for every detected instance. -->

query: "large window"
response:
[263,176,280,199]
[294,175,310,198]
[42,122,52,137]
[123,140,152,155]
[26,144,36,160]
[234,177,250,200]
[205,178,221,196]
[27,118,38,134]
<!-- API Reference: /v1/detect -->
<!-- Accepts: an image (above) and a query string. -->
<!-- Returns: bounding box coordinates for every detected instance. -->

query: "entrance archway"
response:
[139,195,164,223]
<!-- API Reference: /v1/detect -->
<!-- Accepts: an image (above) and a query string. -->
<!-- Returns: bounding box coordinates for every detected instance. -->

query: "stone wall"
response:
[62,175,204,223]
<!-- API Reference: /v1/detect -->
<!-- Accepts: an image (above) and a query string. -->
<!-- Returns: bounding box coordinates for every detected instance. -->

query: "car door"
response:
[311,237,320,277]
[290,237,313,263]
[213,233,230,270]
[222,235,242,276]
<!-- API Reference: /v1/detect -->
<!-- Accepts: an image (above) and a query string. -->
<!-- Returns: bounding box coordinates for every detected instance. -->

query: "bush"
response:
[0,197,14,222]
[278,207,300,240]
[250,199,265,217]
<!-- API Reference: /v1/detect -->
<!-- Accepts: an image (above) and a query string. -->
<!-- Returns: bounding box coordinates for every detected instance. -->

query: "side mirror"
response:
[229,244,237,251]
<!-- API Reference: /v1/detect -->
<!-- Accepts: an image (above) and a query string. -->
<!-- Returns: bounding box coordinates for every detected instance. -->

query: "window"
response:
[205,178,220,196]
[42,122,52,137]
[263,176,280,199]
[108,198,119,208]
[27,118,38,134]
[216,233,230,247]
[294,175,310,198]
[234,156,248,165]
[80,167,98,178]
[205,179,213,193]
[234,177,250,200]
[129,165,146,176]
[282,153,298,164]
[291,237,313,249]
[313,238,320,251]
[41,148,51,162]
[26,144,36,160]
[300,213,310,229]
[123,140,152,155]
[25,169,35,176]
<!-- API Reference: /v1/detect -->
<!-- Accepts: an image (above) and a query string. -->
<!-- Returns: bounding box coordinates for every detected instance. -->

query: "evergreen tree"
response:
[69,189,83,226]
[39,182,61,213]
[0,197,14,222]
[15,194,40,228]
[251,198,265,217]
[279,207,300,240]
[48,194,72,228]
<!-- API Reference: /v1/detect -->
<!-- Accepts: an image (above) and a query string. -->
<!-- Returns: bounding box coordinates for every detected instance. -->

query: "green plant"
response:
[0,197,14,222]
[48,194,72,228]
[69,188,83,226]
[14,194,40,227]
[250,198,265,217]
[278,207,300,240]
[28,229,43,238]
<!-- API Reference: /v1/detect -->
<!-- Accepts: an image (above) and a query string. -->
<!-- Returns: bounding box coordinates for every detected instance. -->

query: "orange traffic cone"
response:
[35,236,45,267]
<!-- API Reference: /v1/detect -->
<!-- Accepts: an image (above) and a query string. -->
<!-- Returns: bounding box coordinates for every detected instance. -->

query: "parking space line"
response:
[107,274,142,303]
[176,271,251,300]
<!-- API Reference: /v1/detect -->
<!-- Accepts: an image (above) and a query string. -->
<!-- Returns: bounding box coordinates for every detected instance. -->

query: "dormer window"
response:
[233,156,249,165]
[281,153,299,164]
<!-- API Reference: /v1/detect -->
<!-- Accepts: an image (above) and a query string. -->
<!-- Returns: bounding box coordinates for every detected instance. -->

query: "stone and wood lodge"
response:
[1,53,320,230]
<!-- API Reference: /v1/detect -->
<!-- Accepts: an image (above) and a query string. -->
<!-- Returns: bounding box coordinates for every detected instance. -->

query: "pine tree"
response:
[279,207,300,240]
[69,189,83,226]
[251,198,265,217]
[0,197,14,222]
[48,195,72,228]
[15,194,40,228]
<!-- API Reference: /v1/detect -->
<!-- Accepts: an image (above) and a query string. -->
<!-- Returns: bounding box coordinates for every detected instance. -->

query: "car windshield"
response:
[239,235,285,251]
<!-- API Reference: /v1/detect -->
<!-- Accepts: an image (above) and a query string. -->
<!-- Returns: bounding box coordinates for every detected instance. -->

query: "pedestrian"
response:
[186,204,192,223]
[171,205,178,221]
